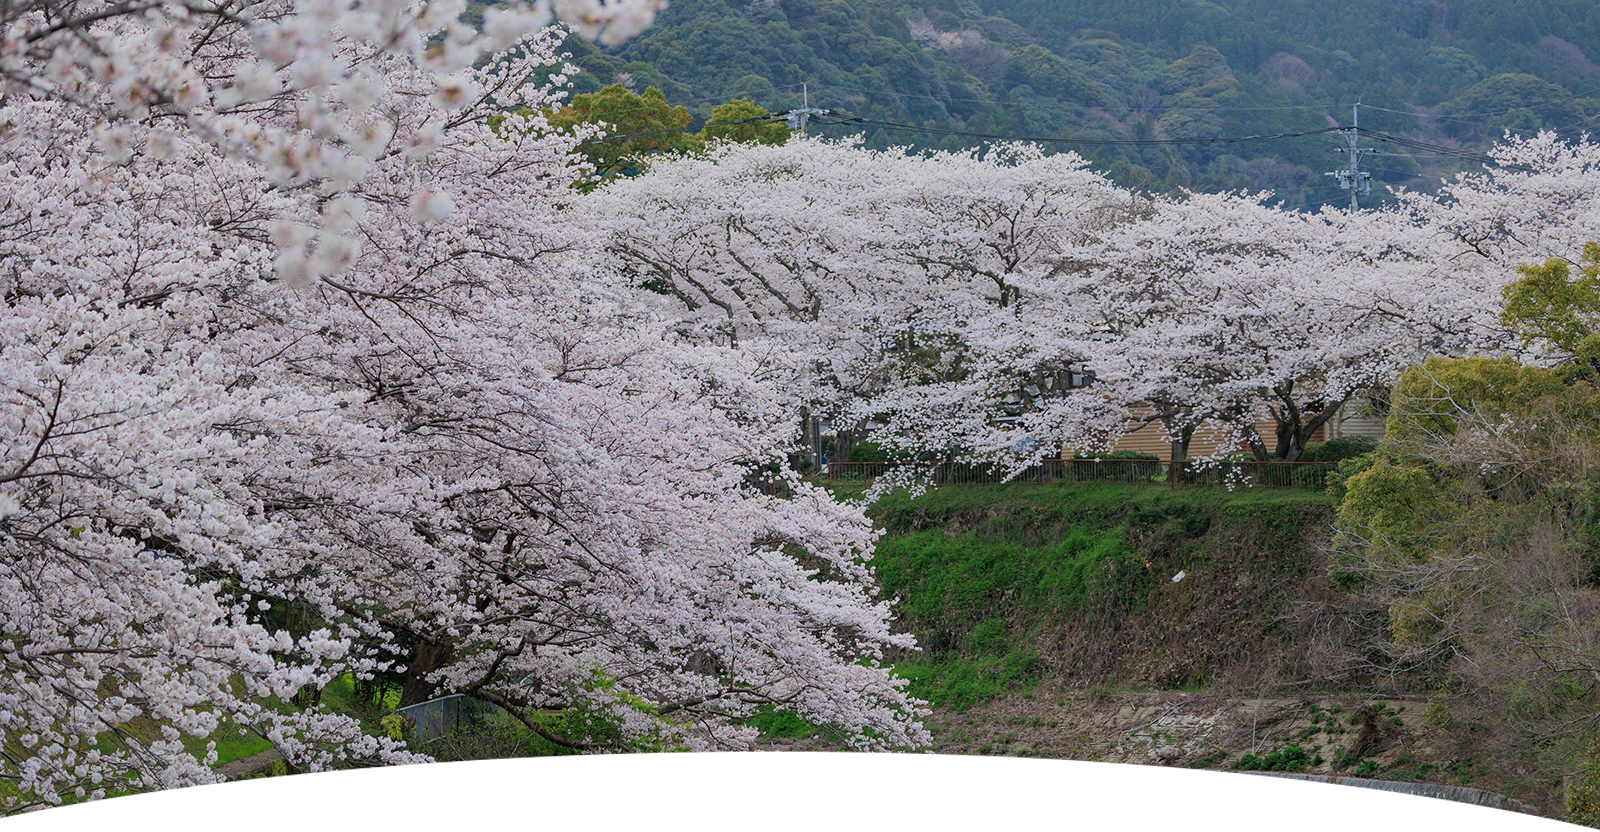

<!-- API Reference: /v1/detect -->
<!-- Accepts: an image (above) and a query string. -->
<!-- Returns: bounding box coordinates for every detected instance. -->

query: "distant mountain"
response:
[536,0,1600,206]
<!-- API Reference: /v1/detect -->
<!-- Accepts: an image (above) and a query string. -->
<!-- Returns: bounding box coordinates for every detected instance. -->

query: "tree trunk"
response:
[399,638,455,707]
[1160,414,1194,484]
[797,406,821,470]
[833,428,860,464]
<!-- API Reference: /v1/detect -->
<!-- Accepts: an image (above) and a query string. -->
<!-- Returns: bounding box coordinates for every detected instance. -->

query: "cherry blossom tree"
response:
[0,7,930,814]
[1053,191,1424,463]
[585,133,1597,478]
[1389,132,1600,360]
[582,139,1130,471]
[586,136,1437,473]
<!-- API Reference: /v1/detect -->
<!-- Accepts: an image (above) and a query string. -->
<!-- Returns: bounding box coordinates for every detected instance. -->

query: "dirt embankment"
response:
[854,485,1556,818]
[764,686,1536,813]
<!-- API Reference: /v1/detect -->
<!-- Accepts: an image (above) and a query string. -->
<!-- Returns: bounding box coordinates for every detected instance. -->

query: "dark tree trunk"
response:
[833,427,860,464]
[1269,386,1355,462]
[399,638,455,707]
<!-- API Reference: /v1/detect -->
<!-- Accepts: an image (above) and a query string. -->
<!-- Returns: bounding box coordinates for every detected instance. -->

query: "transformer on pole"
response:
[785,83,827,137]
[1326,103,1373,210]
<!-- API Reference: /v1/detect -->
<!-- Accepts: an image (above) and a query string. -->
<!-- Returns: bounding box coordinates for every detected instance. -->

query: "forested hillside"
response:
[551,0,1600,205]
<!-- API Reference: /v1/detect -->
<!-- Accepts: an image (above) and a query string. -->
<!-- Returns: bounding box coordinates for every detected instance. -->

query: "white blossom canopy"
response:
[0,6,930,813]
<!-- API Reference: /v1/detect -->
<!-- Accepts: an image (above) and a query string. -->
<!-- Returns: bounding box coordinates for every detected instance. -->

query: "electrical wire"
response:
[1552,110,1600,138]
[565,104,1543,180]
[804,111,1344,147]
[1359,77,1600,135]
[1351,127,1522,169]
[808,81,1340,114]
[546,82,811,124]
[572,107,1348,149]
[573,113,778,147]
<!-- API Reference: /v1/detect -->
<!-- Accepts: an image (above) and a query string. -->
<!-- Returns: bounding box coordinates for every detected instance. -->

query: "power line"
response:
[563,102,1542,188]
[803,111,1343,147]
[1552,110,1600,138]
[1352,127,1522,169]
[1359,77,1600,135]
[550,82,810,123]
[573,114,778,147]
[808,81,1340,114]
[573,106,1348,149]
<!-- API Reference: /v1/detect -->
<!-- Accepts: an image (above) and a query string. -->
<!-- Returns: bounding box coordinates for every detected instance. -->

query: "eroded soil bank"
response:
[828,483,1558,818]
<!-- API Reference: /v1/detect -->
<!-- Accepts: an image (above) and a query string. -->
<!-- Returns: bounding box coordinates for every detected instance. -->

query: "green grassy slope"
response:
[866,483,1335,709]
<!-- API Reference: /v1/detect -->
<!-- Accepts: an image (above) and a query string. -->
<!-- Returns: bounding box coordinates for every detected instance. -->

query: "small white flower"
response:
[233,63,282,102]
[341,12,381,43]
[409,189,455,223]
[94,124,134,164]
[337,70,384,113]
[291,56,338,90]
[145,130,179,160]
[342,118,393,159]
[274,248,322,290]
[404,122,443,159]
[482,7,551,52]
[431,74,479,110]
[321,195,366,232]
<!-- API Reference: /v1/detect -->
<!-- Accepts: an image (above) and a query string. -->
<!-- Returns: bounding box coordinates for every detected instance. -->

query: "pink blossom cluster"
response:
[0,8,931,813]
[584,132,1600,474]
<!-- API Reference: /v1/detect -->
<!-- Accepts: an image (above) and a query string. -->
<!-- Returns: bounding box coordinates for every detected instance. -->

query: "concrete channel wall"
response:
[726,761,1536,832]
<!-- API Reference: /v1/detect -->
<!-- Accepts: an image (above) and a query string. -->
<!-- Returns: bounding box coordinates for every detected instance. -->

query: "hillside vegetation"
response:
[867,484,1338,708]
[552,0,1600,203]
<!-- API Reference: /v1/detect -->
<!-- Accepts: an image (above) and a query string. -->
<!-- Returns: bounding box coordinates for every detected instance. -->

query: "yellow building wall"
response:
[1080,408,1332,459]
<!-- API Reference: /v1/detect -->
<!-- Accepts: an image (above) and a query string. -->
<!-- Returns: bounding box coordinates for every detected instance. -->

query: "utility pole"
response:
[1326,103,1372,210]
[785,83,826,137]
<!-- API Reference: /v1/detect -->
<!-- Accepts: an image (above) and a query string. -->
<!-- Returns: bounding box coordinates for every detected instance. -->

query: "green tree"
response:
[698,99,789,146]
[546,84,701,187]
[1446,73,1585,141]
[1383,355,1568,446]
[1502,241,1600,377]
[1327,253,1600,815]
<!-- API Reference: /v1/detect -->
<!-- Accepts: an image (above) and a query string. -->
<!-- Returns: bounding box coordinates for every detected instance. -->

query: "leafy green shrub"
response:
[1071,451,1163,482]
[746,706,820,739]
[1569,736,1600,826]
[893,646,1043,712]
[870,484,1329,711]
[845,439,969,465]
[1234,744,1312,772]
[970,618,1008,654]
[1325,450,1380,503]
[1299,436,1379,463]
[1290,464,1329,489]
[849,440,891,463]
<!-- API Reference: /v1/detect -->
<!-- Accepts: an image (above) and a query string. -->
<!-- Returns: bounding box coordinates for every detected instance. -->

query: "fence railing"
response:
[793,458,1339,490]
[394,694,466,744]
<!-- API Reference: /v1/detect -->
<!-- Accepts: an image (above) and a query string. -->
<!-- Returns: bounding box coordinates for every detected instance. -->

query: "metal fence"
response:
[803,458,1339,490]
[393,693,500,744]
[1174,459,1338,489]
